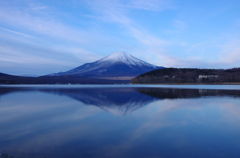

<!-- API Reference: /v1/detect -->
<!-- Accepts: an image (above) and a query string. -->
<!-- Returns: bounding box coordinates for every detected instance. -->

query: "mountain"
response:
[0,52,163,84]
[132,68,240,84]
[49,52,163,80]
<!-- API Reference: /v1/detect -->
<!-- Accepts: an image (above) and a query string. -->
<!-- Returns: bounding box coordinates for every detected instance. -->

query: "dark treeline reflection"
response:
[137,88,240,99]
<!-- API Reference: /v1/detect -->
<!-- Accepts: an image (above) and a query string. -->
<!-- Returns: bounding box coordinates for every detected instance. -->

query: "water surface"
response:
[1,85,240,158]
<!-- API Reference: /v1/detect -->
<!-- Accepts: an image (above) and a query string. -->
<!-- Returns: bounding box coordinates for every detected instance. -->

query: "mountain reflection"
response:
[41,88,156,114]
[1,86,240,114]
[0,87,156,115]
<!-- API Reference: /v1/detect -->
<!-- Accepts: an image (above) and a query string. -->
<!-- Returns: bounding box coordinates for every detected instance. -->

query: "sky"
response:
[0,0,240,76]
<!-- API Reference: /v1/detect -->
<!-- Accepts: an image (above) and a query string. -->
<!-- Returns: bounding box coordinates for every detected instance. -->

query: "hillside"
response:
[132,68,240,84]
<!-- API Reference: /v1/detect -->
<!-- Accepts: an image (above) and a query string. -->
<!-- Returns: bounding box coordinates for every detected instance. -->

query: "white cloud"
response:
[0,26,35,39]
[0,7,87,44]
[86,0,178,66]
[0,45,70,65]
[0,1,104,74]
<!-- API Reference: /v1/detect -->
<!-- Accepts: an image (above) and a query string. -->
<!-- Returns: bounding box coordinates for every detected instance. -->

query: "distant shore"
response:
[132,82,240,85]
[1,82,240,86]
[132,68,240,85]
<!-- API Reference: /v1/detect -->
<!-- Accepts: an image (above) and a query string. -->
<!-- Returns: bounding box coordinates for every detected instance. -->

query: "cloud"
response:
[0,1,103,74]
[126,0,173,11]
[91,0,172,12]
[217,40,240,67]
[85,0,178,66]
[0,35,100,75]
[0,26,36,39]
[0,6,87,44]
[0,1,113,51]
[0,27,97,61]
[0,44,74,65]
[177,37,240,69]
[87,0,170,40]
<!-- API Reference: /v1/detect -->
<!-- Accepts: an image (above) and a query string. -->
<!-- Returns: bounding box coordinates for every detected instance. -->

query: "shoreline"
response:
[1,83,240,91]
[131,82,240,85]
[1,82,240,86]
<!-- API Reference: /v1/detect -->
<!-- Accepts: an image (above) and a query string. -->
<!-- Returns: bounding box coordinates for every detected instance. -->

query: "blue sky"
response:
[0,0,240,75]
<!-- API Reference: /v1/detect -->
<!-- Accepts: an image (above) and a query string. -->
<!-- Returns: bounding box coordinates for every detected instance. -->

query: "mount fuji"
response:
[49,52,163,80]
[0,52,163,84]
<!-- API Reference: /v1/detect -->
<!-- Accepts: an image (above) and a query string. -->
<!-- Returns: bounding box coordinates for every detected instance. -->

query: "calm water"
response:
[1,85,240,158]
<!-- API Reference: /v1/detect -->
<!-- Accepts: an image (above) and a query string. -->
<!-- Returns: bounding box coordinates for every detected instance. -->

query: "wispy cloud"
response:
[85,0,178,66]
[0,26,35,39]
[0,35,99,75]
[126,0,173,11]
[0,6,87,44]
[0,1,102,74]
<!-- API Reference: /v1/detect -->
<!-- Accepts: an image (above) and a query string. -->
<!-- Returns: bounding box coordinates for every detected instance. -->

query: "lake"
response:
[1,84,240,158]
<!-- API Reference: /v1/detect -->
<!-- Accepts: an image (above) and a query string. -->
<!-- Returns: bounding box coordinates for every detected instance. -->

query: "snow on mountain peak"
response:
[99,52,156,67]
[102,52,132,61]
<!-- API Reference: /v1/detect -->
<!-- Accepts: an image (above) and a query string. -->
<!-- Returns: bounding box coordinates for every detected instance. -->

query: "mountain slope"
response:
[0,73,35,84]
[50,52,163,79]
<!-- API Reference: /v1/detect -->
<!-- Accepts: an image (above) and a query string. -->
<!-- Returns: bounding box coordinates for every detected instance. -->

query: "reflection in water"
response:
[1,86,240,158]
[137,88,240,99]
[42,88,157,115]
[0,87,157,115]
[1,87,240,114]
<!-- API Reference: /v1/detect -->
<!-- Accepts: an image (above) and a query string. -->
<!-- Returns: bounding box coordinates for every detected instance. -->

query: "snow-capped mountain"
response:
[50,52,163,79]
